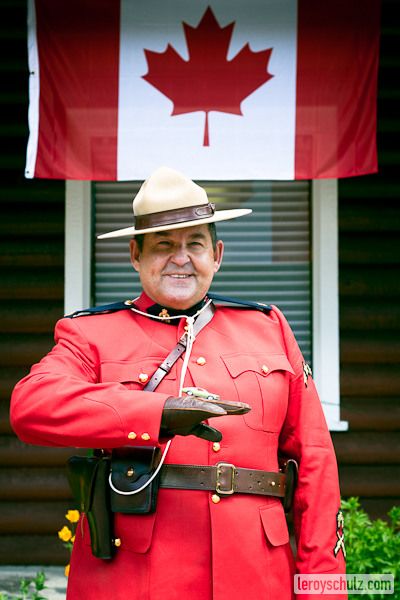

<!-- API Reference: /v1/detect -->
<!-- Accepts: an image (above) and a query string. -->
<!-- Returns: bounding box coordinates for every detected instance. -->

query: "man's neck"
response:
[135,291,208,322]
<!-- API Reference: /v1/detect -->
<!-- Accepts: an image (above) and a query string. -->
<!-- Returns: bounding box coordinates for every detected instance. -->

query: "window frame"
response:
[64,179,348,431]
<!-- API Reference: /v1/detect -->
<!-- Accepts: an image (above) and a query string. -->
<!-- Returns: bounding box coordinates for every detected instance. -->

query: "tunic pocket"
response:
[113,512,157,554]
[259,502,290,546]
[221,352,294,432]
[82,510,157,554]
[259,502,295,596]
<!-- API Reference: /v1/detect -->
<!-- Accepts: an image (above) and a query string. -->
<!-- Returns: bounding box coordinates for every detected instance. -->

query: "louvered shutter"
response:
[94,181,311,360]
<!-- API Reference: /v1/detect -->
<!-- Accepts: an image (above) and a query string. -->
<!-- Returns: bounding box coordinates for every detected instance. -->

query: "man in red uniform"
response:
[10,167,346,599]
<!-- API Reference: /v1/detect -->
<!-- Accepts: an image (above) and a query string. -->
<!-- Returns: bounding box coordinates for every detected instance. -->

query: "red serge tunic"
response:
[10,293,346,600]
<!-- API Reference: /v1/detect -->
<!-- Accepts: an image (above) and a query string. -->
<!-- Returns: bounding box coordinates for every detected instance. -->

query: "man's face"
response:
[130,225,224,310]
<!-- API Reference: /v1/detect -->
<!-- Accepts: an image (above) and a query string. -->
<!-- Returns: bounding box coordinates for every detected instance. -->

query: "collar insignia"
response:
[158,308,171,323]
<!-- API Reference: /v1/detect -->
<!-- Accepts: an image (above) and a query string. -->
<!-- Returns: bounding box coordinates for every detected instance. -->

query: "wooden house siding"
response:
[334,0,400,519]
[0,0,68,563]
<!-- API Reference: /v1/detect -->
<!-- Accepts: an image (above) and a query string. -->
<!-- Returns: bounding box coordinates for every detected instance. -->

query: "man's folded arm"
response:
[10,317,168,449]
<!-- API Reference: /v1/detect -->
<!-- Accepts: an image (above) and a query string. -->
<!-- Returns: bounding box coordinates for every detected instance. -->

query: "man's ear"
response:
[130,239,140,272]
[213,240,224,273]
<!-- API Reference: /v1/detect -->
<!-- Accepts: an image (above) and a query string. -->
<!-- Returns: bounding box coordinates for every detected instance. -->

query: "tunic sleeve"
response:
[10,317,167,448]
[272,306,347,598]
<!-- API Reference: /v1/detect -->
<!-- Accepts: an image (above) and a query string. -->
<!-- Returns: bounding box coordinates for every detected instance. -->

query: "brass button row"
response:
[128,432,150,441]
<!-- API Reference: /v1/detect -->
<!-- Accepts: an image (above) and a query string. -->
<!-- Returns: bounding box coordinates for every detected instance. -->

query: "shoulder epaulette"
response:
[207,293,272,313]
[66,299,136,318]
[66,294,272,318]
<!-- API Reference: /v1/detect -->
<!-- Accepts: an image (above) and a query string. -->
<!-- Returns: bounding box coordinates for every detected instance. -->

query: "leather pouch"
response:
[110,446,161,514]
[66,453,114,559]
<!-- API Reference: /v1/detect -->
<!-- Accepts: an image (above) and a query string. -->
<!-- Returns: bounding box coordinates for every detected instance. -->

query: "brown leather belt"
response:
[159,462,286,497]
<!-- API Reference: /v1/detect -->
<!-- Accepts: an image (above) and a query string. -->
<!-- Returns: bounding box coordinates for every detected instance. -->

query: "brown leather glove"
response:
[160,396,251,442]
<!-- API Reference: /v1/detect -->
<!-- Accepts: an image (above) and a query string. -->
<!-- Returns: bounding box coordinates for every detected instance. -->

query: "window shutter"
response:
[94,180,311,360]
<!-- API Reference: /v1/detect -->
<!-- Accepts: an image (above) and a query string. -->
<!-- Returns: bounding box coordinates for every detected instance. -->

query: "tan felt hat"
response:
[97,166,252,239]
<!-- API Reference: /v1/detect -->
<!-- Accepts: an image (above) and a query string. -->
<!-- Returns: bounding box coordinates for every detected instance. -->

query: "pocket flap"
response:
[222,353,294,378]
[83,510,157,554]
[101,359,176,383]
[111,447,161,491]
[260,503,290,546]
[114,512,157,554]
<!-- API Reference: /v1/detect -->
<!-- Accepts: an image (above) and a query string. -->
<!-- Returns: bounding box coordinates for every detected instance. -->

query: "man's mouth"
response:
[165,274,193,279]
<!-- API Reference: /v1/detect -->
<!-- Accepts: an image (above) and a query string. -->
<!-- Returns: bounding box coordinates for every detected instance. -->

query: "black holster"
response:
[66,447,161,560]
[66,453,114,559]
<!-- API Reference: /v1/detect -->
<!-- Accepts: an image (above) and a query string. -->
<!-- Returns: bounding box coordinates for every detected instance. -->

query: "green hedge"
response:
[342,497,400,599]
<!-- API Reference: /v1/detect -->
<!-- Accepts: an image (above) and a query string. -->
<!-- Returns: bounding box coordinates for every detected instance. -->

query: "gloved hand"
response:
[160,396,251,442]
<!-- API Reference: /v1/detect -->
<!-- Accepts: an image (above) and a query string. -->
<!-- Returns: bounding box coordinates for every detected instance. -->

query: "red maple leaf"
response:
[142,6,273,146]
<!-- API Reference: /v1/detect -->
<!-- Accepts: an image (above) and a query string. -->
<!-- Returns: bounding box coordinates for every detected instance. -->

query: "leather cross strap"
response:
[158,463,286,498]
[144,301,216,392]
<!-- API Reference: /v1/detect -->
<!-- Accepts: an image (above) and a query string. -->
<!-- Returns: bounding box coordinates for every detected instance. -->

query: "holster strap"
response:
[159,463,286,497]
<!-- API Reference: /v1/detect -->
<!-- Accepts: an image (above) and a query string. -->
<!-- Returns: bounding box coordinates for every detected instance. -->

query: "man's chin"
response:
[158,288,202,310]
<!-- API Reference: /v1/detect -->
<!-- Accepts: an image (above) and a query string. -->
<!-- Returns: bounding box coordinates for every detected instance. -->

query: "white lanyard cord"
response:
[109,299,212,496]
[108,439,172,496]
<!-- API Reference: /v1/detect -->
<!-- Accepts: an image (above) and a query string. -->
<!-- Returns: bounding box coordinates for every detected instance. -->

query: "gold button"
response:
[196,356,206,366]
[138,373,149,383]
[212,442,221,452]
[127,432,137,440]
[261,364,269,374]
[113,538,122,547]
[211,494,221,504]
[141,433,151,441]
[126,467,135,477]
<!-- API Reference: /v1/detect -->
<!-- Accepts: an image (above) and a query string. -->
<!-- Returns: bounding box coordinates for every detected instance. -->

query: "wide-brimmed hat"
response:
[97,166,251,239]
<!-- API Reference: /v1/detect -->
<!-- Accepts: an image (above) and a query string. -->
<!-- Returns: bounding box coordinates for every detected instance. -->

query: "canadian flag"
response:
[26,0,380,181]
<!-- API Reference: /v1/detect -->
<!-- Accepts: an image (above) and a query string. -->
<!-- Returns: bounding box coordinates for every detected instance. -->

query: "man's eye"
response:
[189,242,203,248]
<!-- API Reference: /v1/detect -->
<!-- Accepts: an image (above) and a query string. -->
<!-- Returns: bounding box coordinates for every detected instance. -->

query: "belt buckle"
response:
[216,462,236,495]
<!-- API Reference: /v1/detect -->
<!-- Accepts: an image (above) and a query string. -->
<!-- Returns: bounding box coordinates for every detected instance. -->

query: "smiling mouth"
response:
[165,274,193,278]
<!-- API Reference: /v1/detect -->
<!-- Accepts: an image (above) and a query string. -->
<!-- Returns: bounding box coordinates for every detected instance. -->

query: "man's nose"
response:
[170,246,191,266]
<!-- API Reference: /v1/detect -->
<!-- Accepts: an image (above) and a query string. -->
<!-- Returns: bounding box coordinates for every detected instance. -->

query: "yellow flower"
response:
[71,535,75,543]
[65,509,80,524]
[58,526,72,542]
[65,564,70,577]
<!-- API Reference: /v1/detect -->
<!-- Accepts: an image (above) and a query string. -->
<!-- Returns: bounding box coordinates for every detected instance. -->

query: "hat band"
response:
[135,203,215,230]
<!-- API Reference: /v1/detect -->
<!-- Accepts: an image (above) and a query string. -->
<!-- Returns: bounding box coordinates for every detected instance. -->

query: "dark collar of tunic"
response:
[135,291,208,325]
